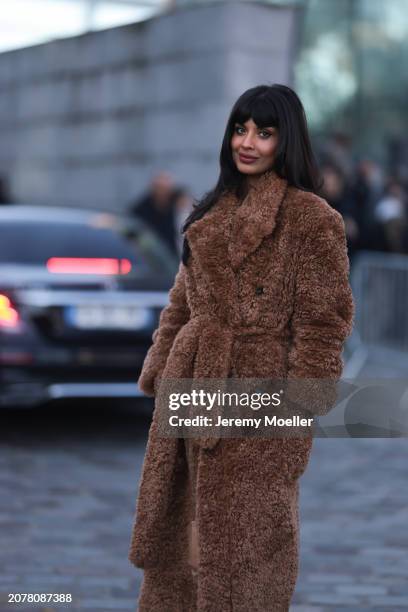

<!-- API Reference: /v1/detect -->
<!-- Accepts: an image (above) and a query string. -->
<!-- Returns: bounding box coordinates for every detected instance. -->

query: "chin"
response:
[235,162,261,175]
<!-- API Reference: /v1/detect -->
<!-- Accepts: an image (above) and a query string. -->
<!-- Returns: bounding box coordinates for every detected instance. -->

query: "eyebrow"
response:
[235,122,276,130]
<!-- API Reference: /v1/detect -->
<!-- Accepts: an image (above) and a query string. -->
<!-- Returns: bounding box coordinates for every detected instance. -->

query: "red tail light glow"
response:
[0,294,19,328]
[46,258,132,275]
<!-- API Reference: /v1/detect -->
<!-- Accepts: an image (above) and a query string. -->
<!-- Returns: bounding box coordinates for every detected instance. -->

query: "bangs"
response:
[232,94,279,129]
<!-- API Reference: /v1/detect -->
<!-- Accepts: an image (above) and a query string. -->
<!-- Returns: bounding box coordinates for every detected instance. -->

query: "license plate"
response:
[64,305,150,330]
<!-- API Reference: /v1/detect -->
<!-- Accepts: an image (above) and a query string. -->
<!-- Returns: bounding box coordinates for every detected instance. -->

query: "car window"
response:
[0,214,179,277]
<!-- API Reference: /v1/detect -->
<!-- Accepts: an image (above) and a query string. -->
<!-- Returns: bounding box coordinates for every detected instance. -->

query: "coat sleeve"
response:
[285,206,355,415]
[137,260,191,397]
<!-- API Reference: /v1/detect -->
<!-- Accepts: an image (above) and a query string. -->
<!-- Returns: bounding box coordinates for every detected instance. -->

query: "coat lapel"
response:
[185,190,237,322]
[185,170,288,318]
[228,170,288,271]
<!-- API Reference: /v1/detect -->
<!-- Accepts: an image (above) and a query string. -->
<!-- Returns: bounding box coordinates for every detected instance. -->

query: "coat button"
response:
[255,286,264,295]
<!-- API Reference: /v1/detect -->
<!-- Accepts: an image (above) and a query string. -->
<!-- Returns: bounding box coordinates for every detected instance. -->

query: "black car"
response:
[0,204,179,408]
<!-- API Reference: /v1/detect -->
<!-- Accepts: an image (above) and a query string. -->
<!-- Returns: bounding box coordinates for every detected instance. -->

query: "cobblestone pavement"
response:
[0,378,407,612]
[0,400,147,612]
[291,437,408,611]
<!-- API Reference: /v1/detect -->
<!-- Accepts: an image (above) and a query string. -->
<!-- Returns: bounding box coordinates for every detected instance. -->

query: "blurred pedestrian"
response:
[320,163,359,261]
[374,179,407,253]
[348,159,384,251]
[129,171,179,256]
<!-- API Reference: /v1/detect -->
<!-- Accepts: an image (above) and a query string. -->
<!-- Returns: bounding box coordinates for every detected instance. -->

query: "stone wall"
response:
[0,1,300,211]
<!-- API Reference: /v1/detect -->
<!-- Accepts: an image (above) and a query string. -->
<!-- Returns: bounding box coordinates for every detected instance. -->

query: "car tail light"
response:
[46,257,132,275]
[0,294,19,328]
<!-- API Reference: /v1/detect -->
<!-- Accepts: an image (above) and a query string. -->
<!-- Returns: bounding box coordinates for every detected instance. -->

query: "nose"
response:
[241,131,255,149]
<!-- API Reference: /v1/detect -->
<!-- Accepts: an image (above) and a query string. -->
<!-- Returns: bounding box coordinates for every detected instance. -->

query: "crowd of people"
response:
[131,153,408,269]
[318,135,408,264]
[2,138,407,267]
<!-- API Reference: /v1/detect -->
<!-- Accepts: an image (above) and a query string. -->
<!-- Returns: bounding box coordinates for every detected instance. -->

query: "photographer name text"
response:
[168,415,313,428]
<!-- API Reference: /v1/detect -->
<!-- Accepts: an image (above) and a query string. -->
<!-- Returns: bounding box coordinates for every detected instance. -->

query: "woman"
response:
[129,84,355,611]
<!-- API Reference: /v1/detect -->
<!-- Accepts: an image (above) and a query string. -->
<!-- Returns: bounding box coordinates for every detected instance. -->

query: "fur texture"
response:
[129,169,355,611]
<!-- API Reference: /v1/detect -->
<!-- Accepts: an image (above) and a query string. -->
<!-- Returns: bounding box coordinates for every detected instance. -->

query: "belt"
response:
[159,313,289,451]
[191,312,287,369]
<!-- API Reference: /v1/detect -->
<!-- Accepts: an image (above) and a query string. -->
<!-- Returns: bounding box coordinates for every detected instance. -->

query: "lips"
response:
[238,153,259,163]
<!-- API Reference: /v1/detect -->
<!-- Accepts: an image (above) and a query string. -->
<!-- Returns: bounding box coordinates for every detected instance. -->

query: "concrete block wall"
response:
[0,1,300,211]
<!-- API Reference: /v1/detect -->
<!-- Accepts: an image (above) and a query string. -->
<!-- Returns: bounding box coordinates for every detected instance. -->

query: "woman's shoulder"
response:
[285,184,344,230]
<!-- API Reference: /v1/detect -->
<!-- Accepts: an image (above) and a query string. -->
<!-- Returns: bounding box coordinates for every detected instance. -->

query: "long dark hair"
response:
[181,83,322,265]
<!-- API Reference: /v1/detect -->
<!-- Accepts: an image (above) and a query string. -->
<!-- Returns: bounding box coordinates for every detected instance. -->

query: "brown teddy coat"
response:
[128,169,355,611]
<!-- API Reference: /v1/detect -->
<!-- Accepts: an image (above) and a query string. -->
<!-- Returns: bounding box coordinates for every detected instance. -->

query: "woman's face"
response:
[231,118,278,176]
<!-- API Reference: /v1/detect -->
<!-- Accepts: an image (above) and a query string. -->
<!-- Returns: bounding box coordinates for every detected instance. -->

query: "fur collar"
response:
[185,170,288,321]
